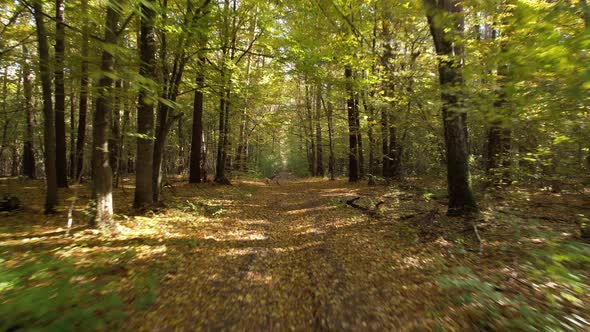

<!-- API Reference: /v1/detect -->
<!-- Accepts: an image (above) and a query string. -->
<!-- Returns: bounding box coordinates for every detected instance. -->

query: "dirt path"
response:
[125,179,439,331]
[3,177,588,330]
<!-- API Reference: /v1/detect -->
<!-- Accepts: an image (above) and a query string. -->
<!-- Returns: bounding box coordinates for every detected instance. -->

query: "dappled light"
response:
[2,177,590,330]
[1,0,590,330]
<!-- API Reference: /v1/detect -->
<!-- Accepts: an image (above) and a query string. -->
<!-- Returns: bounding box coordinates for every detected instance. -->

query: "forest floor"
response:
[1,176,590,331]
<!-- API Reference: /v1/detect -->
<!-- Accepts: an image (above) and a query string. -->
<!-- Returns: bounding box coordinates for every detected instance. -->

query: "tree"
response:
[134,0,157,209]
[315,84,324,177]
[92,0,121,227]
[54,0,68,187]
[21,45,35,179]
[189,55,206,183]
[74,0,90,180]
[32,0,58,213]
[423,0,477,215]
[153,0,211,198]
[345,65,360,182]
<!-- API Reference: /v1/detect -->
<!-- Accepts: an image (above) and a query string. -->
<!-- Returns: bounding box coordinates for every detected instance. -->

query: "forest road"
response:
[126,179,434,331]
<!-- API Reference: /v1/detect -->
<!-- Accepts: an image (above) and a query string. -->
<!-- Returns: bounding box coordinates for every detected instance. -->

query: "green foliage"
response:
[0,254,125,331]
[438,267,561,331]
[438,240,590,331]
[258,152,283,177]
[286,151,310,177]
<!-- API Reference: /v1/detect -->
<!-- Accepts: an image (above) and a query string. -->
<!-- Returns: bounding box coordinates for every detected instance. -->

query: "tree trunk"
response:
[54,0,68,187]
[215,84,229,184]
[1,70,9,176]
[345,65,360,182]
[486,19,512,184]
[388,118,401,178]
[69,91,75,179]
[110,80,121,188]
[356,93,364,178]
[424,0,477,216]
[322,89,336,180]
[305,84,316,176]
[134,0,156,208]
[189,55,205,183]
[33,0,58,213]
[75,0,90,180]
[315,84,324,177]
[92,0,121,227]
[364,94,376,176]
[22,46,36,179]
[381,104,389,177]
[202,129,208,182]
[120,81,131,177]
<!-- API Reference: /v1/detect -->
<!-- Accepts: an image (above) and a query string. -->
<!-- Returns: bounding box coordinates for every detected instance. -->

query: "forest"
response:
[0,0,589,330]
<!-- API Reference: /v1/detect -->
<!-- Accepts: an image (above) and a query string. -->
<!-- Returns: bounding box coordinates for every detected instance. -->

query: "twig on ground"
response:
[473,222,483,254]
[65,173,83,237]
[345,197,384,218]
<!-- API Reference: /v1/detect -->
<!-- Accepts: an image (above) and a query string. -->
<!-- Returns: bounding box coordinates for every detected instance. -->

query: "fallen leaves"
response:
[1,177,589,330]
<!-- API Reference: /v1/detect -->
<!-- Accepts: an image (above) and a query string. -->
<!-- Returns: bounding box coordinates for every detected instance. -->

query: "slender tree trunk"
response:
[215,83,229,184]
[356,93,364,177]
[75,0,90,180]
[202,129,208,181]
[22,46,36,178]
[305,84,316,176]
[69,91,75,178]
[54,0,68,187]
[345,65,359,182]
[223,89,231,172]
[424,0,477,215]
[388,118,401,178]
[235,34,255,172]
[177,118,184,174]
[364,95,375,176]
[110,80,121,188]
[322,89,336,180]
[134,0,156,208]
[235,113,246,171]
[486,17,512,184]
[381,104,389,177]
[189,55,205,183]
[1,70,9,176]
[315,84,324,177]
[92,0,121,227]
[33,0,58,213]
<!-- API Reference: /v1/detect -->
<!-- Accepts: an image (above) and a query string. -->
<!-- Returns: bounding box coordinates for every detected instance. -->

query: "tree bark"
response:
[69,91,75,179]
[424,0,477,216]
[215,83,229,184]
[381,104,389,177]
[364,93,376,176]
[315,84,324,177]
[75,0,89,180]
[321,88,336,180]
[134,0,156,208]
[54,0,68,187]
[214,0,233,185]
[356,93,364,178]
[110,80,121,188]
[21,46,36,179]
[345,65,360,182]
[305,84,316,176]
[189,55,205,183]
[387,109,401,178]
[33,0,58,213]
[486,15,512,184]
[92,0,121,227]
